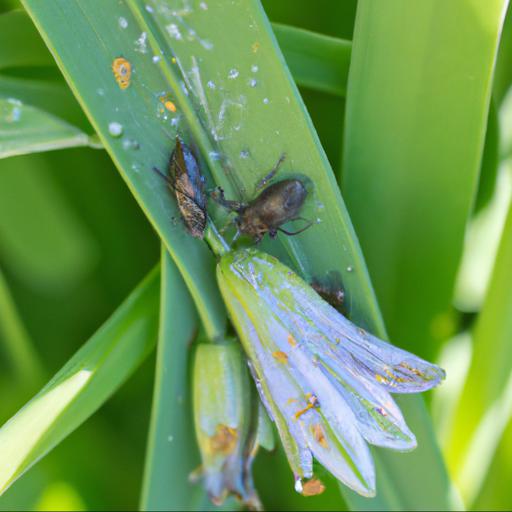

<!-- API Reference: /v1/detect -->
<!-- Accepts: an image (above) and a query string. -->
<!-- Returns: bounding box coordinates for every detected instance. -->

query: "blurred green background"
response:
[1,0,512,510]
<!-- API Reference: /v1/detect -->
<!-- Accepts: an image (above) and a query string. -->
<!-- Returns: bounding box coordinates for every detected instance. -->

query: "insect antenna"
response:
[277,217,314,237]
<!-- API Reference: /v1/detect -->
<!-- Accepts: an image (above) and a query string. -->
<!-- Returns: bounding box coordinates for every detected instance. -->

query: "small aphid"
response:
[212,154,311,243]
[112,57,131,89]
[153,136,207,239]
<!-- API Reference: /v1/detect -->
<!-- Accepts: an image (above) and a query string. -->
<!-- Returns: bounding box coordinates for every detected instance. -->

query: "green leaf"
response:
[0,266,43,388]
[0,10,96,156]
[0,265,159,495]
[21,0,226,341]
[474,99,500,214]
[343,0,508,357]
[272,23,351,97]
[0,97,98,158]
[341,0,509,508]
[445,201,512,503]
[141,249,208,511]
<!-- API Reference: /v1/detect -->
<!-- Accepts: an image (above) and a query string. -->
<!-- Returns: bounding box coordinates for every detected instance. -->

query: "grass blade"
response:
[0,266,43,388]
[445,200,512,503]
[342,0,509,357]
[141,249,207,511]
[0,265,159,495]
[272,23,351,97]
[21,0,226,341]
[0,98,97,158]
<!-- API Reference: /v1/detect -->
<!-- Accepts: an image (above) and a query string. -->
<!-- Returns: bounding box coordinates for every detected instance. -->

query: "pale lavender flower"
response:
[217,248,445,497]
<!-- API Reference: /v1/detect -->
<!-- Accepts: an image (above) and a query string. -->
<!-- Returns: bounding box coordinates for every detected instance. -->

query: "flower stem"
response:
[204,220,230,256]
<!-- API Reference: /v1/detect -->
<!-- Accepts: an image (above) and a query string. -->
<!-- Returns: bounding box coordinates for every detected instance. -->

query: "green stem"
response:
[204,221,230,257]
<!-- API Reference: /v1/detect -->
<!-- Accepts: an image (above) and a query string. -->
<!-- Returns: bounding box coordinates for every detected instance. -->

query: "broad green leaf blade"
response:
[0,97,97,158]
[340,0,510,508]
[0,266,159,495]
[21,0,226,341]
[141,249,207,511]
[272,23,351,97]
[445,201,512,503]
[342,0,508,356]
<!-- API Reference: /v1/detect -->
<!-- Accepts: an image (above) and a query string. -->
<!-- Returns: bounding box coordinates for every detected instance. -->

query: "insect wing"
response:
[169,137,207,238]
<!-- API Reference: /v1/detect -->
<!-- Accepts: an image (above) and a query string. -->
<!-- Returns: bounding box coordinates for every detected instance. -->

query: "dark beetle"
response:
[153,136,207,239]
[213,154,311,243]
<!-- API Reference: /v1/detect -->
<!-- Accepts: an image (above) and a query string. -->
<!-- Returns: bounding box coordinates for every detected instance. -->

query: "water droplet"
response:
[96,87,105,96]
[122,138,139,150]
[131,163,141,173]
[251,64,259,73]
[171,117,179,126]
[263,97,269,104]
[240,149,250,159]
[200,1,208,10]
[346,266,353,273]
[207,80,216,89]
[108,122,123,137]
[228,68,239,79]
[152,55,161,63]
[118,17,128,29]
[166,23,182,40]
[135,32,148,53]
[145,4,154,13]
[3,98,22,123]
[167,435,174,442]
[249,78,257,87]
[209,151,221,161]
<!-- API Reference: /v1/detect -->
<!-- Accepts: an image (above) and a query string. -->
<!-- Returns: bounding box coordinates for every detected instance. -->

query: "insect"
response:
[112,57,131,90]
[212,154,312,243]
[153,136,207,239]
[311,272,345,312]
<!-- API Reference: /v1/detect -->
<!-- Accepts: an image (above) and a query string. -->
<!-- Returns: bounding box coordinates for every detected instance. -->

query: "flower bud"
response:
[192,340,261,509]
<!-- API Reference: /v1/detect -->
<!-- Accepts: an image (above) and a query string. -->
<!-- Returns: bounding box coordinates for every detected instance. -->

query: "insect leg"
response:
[231,228,241,244]
[255,153,287,191]
[210,187,244,211]
[152,166,173,185]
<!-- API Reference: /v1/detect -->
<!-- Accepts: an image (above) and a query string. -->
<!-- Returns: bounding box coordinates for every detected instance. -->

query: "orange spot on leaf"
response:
[112,57,131,90]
